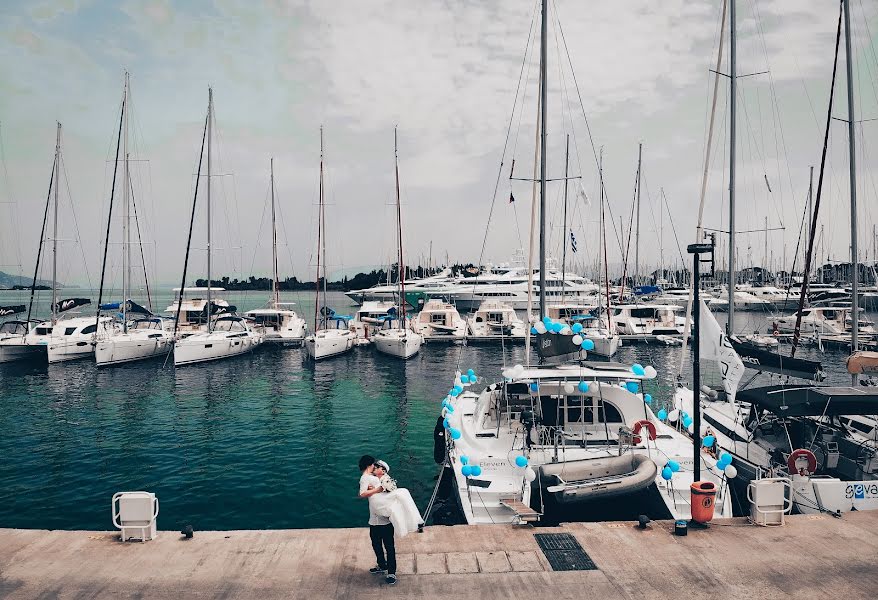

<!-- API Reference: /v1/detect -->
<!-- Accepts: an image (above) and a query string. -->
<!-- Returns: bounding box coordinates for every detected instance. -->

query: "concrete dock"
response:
[2,513,877,599]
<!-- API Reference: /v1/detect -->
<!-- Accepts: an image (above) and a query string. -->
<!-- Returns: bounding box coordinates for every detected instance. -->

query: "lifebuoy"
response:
[772,322,779,336]
[787,448,818,475]
[631,419,657,445]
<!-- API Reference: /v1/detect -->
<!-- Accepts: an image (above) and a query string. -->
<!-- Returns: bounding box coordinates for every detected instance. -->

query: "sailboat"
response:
[243,159,308,346]
[372,128,423,360]
[303,127,355,361]
[173,89,262,367]
[94,73,174,367]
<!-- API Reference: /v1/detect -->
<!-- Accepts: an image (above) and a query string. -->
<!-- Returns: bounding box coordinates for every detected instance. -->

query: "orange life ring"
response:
[772,322,779,336]
[787,448,818,475]
[631,419,657,445]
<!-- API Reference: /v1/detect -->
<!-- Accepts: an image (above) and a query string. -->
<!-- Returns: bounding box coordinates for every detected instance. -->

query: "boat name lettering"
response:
[845,483,878,499]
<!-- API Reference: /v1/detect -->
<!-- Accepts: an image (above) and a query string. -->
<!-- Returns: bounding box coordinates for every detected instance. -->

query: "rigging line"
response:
[95,96,125,332]
[171,109,210,340]
[551,1,625,257]
[454,0,539,362]
[128,166,153,311]
[791,0,843,358]
[0,123,24,276]
[242,177,272,295]
[660,190,687,272]
[59,154,94,292]
[24,156,56,326]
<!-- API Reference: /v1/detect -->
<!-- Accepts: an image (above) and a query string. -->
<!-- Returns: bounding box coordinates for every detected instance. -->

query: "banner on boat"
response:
[699,300,744,401]
[0,304,26,317]
[55,297,91,313]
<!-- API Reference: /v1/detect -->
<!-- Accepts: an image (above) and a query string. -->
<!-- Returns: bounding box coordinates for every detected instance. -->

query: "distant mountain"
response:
[0,271,61,290]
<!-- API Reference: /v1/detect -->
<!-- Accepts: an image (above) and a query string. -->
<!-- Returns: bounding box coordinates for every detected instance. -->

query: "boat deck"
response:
[1,512,876,599]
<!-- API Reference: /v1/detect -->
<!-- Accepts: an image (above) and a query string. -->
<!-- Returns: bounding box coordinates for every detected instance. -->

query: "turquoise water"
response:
[0,289,862,531]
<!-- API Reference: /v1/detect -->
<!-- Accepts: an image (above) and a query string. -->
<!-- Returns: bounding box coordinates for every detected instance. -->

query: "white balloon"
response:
[589,382,599,394]
[572,334,583,345]
[513,364,524,375]
[668,409,680,422]
[534,322,547,334]
[724,465,738,479]
[644,366,657,379]
[441,407,449,418]
[563,383,576,395]
[524,466,537,482]
[502,368,512,379]
[687,424,695,434]
[559,326,572,335]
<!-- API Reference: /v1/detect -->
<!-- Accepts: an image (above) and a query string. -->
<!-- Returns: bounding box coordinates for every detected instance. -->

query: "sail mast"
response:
[122,72,130,332]
[394,126,406,328]
[634,142,642,289]
[538,0,548,319]
[561,134,569,298]
[270,157,279,308]
[843,0,859,380]
[314,126,324,330]
[51,122,60,325]
[206,88,213,333]
[728,0,737,335]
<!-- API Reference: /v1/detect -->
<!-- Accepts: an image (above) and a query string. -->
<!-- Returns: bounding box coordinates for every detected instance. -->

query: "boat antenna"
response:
[94,77,126,335]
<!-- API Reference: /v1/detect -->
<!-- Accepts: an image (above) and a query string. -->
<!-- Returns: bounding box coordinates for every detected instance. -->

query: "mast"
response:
[206,88,213,333]
[270,157,279,308]
[634,142,642,288]
[538,0,547,319]
[728,0,737,335]
[600,149,612,331]
[807,166,813,274]
[51,122,60,325]
[843,0,858,378]
[314,126,324,330]
[122,72,130,332]
[561,134,569,298]
[394,126,406,329]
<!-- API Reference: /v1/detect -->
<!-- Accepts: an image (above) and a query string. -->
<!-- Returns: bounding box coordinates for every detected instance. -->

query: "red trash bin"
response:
[690,481,716,523]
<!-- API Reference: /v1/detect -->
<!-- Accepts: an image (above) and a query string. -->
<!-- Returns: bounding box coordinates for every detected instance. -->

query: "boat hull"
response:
[373,331,422,359]
[95,335,173,366]
[303,331,355,360]
[0,339,46,363]
[174,333,261,366]
[46,339,94,363]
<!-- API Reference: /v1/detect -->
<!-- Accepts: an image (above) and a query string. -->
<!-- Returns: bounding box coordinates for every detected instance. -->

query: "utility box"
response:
[112,491,159,542]
[747,478,791,526]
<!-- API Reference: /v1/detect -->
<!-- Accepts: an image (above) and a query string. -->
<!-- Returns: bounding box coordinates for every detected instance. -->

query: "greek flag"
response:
[570,231,577,253]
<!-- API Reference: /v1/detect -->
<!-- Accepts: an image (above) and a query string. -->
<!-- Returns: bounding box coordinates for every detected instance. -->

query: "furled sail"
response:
[699,299,744,401]
[55,297,91,313]
[0,304,26,317]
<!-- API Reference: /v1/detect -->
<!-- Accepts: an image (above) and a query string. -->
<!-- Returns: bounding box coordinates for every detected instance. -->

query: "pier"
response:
[1,512,876,599]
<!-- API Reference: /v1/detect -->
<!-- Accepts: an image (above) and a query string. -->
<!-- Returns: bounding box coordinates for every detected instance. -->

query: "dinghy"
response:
[540,454,657,504]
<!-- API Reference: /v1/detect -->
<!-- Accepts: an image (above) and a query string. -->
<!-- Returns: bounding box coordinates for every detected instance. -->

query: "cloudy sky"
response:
[1,0,877,289]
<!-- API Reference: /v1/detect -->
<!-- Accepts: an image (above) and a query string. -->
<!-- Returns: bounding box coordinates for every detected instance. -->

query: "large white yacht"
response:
[348,301,396,345]
[611,304,686,336]
[344,268,453,305]
[41,315,117,363]
[447,266,599,311]
[771,305,876,335]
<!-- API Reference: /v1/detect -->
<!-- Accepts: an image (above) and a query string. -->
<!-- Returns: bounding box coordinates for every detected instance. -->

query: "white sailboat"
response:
[303,127,355,361]
[95,73,174,367]
[174,89,262,367]
[373,128,423,360]
[243,159,307,346]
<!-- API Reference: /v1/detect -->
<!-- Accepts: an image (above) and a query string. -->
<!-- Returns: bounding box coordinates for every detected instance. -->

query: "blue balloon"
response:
[471,465,482,477]
[582,339,595,351]
[529,382,539,393]
[625,381,639,393]
[661,466,673,481]
[683,417,693,428]
[681,412,689,420]
[668,460,681,472]
[632,364,646,376]
[718,452,732,467]
[453,385,463,395]
[702,435,716,448]
[460,375,469,384]
[644,393,653,404]
[515,455,528,468]
[542,316,552,326]
[467,369,475,377]
[450,388,460,397]
[461,465,472,476]
[445,404,454,413]
[531,327,538,335]
[460,455,469,465]
[450,428,462,440]
[572,323,583,333]
[443,417,451,429]
[657,408,668,420]
[470,372,477,381]
[578,381,589,393]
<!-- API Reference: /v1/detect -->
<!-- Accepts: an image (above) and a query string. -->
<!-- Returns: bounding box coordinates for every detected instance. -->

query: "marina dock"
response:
[2,512,876,599]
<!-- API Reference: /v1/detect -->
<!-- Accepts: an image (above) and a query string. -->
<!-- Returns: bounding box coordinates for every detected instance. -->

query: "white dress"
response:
[370,486,423,537]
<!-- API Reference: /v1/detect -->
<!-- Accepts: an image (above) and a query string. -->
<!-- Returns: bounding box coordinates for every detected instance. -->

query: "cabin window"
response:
[64,327,77,336]
[630,308,654,319]
[430,314,446,324]
[847,420,874,435]
[594,401,623,424]
[81,324,97,334]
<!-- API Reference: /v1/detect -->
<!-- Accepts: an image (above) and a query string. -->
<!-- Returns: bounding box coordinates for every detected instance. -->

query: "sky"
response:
[1,0,877,290]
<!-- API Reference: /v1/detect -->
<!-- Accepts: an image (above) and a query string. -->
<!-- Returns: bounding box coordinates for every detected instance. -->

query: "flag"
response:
[570,231,578,253]
[509,192,515,204]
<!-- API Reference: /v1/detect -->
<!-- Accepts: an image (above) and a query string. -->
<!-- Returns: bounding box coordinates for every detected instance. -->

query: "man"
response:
[358,455,397,586]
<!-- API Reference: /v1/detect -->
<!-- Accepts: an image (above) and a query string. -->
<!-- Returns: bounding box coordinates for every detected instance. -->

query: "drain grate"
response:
[533,533,597,571]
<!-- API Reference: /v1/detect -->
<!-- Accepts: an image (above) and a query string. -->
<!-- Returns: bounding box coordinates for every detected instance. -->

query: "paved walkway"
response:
[1,513,877,599]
